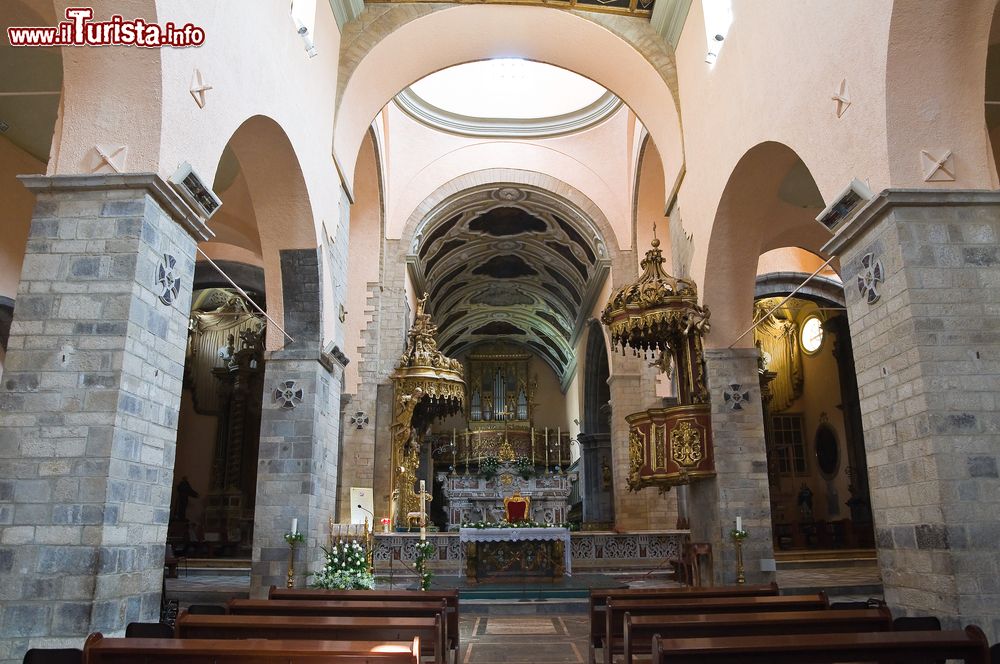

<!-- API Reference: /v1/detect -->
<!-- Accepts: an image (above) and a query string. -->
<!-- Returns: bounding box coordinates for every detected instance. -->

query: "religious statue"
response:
[797,482,814,522]
[173,476,199,521]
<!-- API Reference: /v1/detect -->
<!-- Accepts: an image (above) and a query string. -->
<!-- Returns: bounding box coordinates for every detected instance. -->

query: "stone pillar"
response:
[689,348,775,585]
[578,433,614,529]
[0,174,210,661]
[250,247,344,597]
[823,190,1000,639]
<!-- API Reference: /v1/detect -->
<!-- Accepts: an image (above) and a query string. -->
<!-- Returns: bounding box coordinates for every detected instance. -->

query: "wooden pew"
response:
[651,625,990,664]
[623,607,891,664]
[588,583,778,663]
[175,611,444,664]
[227,598,448,663]
[269,586,460,664]
[603,593,828,664]
[83,633,421,663]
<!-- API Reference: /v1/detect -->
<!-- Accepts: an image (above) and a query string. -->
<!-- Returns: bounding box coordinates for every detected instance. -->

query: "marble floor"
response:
[460,615,590,664]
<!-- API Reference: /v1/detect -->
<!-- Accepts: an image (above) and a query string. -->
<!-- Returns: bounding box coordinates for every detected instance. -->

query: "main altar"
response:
[460,526,571,582]
[437,464,573,529]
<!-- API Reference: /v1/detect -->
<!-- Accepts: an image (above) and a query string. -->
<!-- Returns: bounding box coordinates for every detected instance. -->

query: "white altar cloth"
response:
[459,527,572,574]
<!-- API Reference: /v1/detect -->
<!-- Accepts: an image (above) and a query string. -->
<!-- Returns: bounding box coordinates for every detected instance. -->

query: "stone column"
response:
[250,247,345,597]
[689,348,776,585]
[823,190,1000,639]
[0,174,210,661]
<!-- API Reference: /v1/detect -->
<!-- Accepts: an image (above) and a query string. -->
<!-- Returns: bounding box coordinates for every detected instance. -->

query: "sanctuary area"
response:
[0,1,998,663]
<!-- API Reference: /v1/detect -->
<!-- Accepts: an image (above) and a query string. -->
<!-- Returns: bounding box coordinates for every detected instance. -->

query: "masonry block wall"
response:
[691,348,776,585]
[250,247,344,596]
[826,191,1000,640]
[0,176,206,662]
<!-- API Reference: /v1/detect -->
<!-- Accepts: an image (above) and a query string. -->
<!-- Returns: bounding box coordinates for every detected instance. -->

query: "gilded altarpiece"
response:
[184,295,266,549]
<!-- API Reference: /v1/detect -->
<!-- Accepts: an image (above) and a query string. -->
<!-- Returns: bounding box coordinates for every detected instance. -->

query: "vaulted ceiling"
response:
[408,185,610,385]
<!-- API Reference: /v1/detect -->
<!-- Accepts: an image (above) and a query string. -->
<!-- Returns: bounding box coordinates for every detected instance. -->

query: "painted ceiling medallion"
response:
[495,187,525,202]
[857,252,884,304]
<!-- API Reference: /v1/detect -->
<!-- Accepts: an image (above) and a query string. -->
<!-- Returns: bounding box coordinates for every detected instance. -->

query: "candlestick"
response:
[452,429,457,472]
[419,480,427,540]
[557,428,562,470]
[531,427,535,463]
[291,517,298,535]
[733,532,746,584]
[545,427,549,470]
[464,431,470,475]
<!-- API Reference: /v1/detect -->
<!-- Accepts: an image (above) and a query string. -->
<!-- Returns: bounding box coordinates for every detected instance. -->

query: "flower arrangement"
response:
[479,455,500,479]
[730,528,749,540]
[514,455,534,479]
[284,531,305,546]
[414,540,436,591]
[311,539,375,590]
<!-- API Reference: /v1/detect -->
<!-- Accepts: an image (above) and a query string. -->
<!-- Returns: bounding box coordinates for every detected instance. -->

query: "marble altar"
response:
[437,462,574,529]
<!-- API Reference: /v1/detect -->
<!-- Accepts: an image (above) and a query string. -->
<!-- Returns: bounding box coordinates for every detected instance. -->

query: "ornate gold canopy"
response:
[601,234,716,491]
[390,293,465,529]
[601,236,711,404]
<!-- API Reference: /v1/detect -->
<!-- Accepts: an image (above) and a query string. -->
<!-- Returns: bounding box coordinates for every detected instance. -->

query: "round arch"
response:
[885,0,998,189]
[702,142,834,349]
[209,115,318,351]
[334,4,683,207]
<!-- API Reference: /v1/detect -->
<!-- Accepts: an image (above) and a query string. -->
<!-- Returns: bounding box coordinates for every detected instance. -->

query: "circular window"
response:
[800,316,824,354]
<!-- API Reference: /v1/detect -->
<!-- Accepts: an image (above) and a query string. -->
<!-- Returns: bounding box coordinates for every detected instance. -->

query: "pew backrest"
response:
[82,633,421,663]
[588,582,778,648]
[604,593,828,659]
[268,587,460,656]
[652,625,990,664]
[175,612,443,664]
[623,608,891,664]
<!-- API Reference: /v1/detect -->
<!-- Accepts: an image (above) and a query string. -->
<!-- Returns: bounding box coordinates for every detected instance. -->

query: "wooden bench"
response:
[623,607,891,664]
[83,633,421,663]
[603,593,829,664]
[227,598,448,663]
[175,611,444,664]
[588,583,779,663]
[651,625,990,664]
[268,586,460,664]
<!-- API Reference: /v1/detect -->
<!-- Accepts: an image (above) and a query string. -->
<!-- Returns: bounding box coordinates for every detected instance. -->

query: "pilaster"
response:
[824,189,1000,639]
[690,348,775,585]
[0,174,209,661]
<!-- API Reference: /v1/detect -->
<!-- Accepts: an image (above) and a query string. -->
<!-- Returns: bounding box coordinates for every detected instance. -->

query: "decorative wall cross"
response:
[920,149,955,182]
[857,252,884,305]
[831,78,851,118]
[723,384,750,411]
[190,68,213,108]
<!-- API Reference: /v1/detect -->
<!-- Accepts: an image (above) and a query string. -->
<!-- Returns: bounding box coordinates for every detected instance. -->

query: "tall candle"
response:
[291,517,298,535]
[545,427,549,468]
[452,429,457,471]
[419,480,427,541]
[557,432,562,469]
[531,427,535,462]
[736,516,742,531]
[464,431,470,474]
[557,427,561,469]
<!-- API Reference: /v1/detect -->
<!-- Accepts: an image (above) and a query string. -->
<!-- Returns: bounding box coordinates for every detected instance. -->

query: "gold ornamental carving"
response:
[602,229,716,493]
[670,420,703,468]
[390,293,465,530]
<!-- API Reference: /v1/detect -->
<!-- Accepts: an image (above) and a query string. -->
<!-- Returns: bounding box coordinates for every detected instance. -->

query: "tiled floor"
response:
[461,615,589,664]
